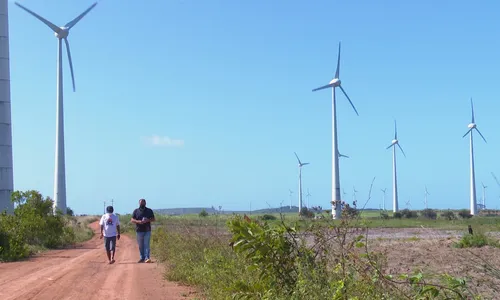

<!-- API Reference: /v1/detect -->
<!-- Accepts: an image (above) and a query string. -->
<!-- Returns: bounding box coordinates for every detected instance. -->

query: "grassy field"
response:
[143,209,500,299]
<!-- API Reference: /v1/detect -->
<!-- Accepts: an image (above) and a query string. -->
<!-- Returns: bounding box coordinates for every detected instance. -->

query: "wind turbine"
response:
[381,188,387,211]
[16,2,98,215]
[294,152,309,214]
[352,186,358,205]
[492,172,500,205]
[481,182,487,210]
[288,189,293,210]
[462,98,487,216]
[306,189,312,208]
[405,198,412,210]
[424,187,430,209]
[312,42,359,220]
[0,0,14,215]
[386,120,406,213]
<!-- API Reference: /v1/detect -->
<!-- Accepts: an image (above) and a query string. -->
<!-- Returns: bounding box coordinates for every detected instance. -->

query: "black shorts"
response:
[104,236,117,251]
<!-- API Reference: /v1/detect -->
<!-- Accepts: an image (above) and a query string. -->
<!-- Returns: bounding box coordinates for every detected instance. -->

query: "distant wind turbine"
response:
[381,188,387,211]
[424,187,430,209]
[294,152,310,214]
[481,182,487,209]
[386,120,406,213]
[312,42,359,220]
[15,2,98,214]
[352,186,358,207]
[405,198,411,210]
[462,98,487,216]
[288,189,293,209]
[306,189,312,208]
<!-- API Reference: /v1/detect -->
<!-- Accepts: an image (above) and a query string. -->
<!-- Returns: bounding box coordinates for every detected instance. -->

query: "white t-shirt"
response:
[99,213,120,237]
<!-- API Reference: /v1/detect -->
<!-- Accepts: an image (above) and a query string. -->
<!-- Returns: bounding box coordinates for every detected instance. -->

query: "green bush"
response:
[0,190,85,262]
[421,209,437,220]
[393,212,402,219]
[454,231,500,248]
[260,214,277,221]
[441,210,456,220]
[458,209,473,219]
[199,209,209,217]
[401,209,418,219]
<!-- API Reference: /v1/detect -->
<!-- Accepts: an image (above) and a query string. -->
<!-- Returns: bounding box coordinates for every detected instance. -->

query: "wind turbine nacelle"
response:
[55,28,69,39]
[467,123,476,129]
[391,139,398,144]
[329,78,341,87]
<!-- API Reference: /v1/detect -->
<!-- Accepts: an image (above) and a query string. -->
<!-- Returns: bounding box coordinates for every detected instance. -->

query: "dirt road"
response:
[0,222,197,300]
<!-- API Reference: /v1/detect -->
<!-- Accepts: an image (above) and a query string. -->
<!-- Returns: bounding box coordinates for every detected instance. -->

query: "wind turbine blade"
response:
[302,162,310,166]
[312,83,334,92]
[14,2,61,33]
[386,144,394,149]
[64,38,76,92]
[470,97,475,123]
[397,143,407,158]
[335,42,341,79]
[462,128,472,138]
[475,128,487,143]
[65,2,98,29]
[339,85,359,116]
[394,120,398,139]
[294,152,301,164]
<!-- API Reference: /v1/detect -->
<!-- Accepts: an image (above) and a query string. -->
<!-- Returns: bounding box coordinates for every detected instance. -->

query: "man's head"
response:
[139,199,146,209]
[106,206,114,213]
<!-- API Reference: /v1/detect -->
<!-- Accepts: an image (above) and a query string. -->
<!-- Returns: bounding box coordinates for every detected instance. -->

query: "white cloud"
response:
[143,135,185,147]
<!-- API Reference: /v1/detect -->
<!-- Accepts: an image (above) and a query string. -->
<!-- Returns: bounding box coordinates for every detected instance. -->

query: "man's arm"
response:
[130,209,143,224]
[100,224,104,239]
[99,215,104,239]
[148,209,155,222]
[116,225,121,240]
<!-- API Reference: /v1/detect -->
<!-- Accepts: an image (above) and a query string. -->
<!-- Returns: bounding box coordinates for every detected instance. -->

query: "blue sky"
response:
[8,0,500,215]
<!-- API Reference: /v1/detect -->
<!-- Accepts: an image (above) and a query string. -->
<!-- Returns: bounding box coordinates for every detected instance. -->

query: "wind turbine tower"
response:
[386,120,406,213]
[0,0,14,214]
[462,98,486,216]
[312,42,359,219]
[15,2,98,215]
[294,152,309,214]
[424,187,430,209]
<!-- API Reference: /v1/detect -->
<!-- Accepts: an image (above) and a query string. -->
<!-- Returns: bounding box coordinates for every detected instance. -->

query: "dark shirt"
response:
[132,207,155,232]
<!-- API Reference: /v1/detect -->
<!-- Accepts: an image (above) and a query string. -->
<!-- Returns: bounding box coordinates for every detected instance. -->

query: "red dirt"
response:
[0,221,198,300]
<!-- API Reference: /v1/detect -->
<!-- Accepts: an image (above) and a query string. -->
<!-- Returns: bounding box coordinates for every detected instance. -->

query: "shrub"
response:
[458,209,473,219]
[441,210,456,220]
[199,209,209,217]
[299,207,315,219]
[342,204,359,218]
[401,209,418,219]
[0,190,84,261]
[454,230,500,248]
[380,212,389,219]
[393,212,402,219]
[421,209,437,220]
[260,214,277,221]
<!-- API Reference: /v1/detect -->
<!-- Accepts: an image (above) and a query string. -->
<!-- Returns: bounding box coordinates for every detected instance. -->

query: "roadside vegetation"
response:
[0,190,97,262]
[150,203,500,299]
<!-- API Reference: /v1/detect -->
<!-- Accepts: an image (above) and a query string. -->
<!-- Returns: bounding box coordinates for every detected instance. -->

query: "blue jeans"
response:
[136,231,151,260]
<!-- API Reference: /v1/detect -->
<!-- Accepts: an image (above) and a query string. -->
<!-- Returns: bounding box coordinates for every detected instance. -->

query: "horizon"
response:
[7,0,500,215]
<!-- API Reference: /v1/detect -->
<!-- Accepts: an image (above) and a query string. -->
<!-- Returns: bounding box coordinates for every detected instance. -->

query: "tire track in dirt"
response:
[0,221,198,300]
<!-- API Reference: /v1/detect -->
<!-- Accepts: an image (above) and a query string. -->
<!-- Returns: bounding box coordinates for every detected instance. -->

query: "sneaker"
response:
[110,259,115,264]
[138,259,145,263]
[145,258,152,263]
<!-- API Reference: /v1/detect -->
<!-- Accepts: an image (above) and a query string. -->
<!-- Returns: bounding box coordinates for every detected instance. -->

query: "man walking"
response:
[99,206,120,264]
[131,198,155,263]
